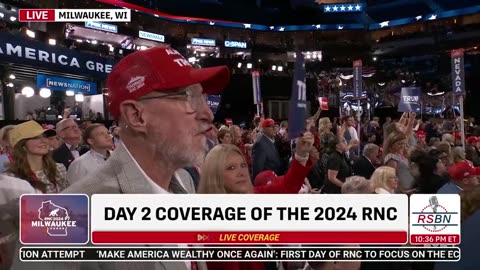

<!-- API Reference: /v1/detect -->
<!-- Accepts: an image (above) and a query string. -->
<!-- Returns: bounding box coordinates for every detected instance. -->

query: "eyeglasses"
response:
[61,125,79,132]
[139,88,207,113]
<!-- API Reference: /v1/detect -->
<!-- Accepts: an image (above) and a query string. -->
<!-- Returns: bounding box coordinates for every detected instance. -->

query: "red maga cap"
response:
[106,47,230,118]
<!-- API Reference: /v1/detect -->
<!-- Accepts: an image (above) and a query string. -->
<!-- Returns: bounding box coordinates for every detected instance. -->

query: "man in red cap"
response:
[438,161,479,194]
[59,47,229,270]
[252,118,283,179]
[465,136,480,166]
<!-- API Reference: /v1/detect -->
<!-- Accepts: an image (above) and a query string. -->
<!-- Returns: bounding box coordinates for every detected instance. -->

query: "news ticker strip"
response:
[19,247,460,262]
[19,194,460,245]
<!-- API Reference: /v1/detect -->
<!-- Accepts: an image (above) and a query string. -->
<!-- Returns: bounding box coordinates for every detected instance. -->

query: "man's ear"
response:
[119,100,148,134]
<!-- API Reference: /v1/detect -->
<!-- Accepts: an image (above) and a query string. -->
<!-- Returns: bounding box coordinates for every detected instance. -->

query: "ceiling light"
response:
[200,53,206,57]
[75,94,84,102]
[10,16,16,22]
[277,66,283,72]
[91,40,98,44]
[247,63,253,69]
[49,39,56,45]
[66,90,75,96]
[272,65,277,71]
[9,74,15,80]
[373,57,377,61]
[237,62,242,68]
[21,87,34,97]
[0,13,4,18]
[76,39,83,43]
[26,29,35,38]
[6,83,13,87]
[39,88,51,98]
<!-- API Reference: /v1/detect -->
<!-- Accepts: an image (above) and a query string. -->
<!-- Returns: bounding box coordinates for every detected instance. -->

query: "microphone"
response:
[429,196,439,230]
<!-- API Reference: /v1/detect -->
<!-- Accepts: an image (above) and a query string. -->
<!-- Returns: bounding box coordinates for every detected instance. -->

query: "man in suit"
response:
[252,118,283,178]
[10,48,229,270]
[52,118,88,169]
[352,143,379,179]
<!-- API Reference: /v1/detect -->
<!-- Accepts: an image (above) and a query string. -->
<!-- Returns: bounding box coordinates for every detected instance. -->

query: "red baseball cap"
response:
[466,136,480,144]
[254,170,283,186]
[416,131,426,139]
[448,161,480,181]
[106,47,230,118]
[261,118,276,128]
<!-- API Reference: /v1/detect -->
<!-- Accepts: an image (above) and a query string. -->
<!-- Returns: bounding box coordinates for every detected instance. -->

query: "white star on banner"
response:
[416,15,422,21]
[348,5,353,11]
[209,21,215,25]
[355,4,361,11]
[333,5,338,11]
[325,6,331,12]
[340,5,346,11]
[316,24,321,29]
[269,26,274,30]
[279,27,285,31]
[429,14,437,20]
[380,21,389,28]
[338,25,343,30]
[244,24,251,28]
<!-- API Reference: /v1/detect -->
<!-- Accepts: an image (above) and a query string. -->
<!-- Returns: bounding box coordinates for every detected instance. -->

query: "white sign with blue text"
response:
[139,30,165,43]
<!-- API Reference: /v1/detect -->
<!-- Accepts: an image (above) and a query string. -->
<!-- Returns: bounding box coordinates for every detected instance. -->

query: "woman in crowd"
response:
[409,148,448,193]
[230,125,252,172]
[0,125,14,173]
[217,128,233,144]
[452,146,467,164]
[371,166,398,194]
[199,132,313,194]
[383,131,415,193]
[323,125,355,194]
[4,121,68,193]
[436,142,453,168]
[198,132,313,270]
[341,176,373,194]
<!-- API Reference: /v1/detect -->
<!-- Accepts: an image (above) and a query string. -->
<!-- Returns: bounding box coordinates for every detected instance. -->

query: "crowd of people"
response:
[0,46,478,270]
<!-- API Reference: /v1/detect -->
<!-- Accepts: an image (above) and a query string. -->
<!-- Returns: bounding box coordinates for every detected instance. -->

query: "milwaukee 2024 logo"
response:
[20,194,89,244]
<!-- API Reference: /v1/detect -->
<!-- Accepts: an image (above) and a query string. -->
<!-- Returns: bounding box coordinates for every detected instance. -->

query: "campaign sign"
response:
[451,49,465,96]
[288,50,307,140]
[20,194,89,244]
[409,194,460,245]
[318,97,329,110]
[37,74,97,94]
[207,95,221,114]
[353,60,362,99]
[398,87,421,113]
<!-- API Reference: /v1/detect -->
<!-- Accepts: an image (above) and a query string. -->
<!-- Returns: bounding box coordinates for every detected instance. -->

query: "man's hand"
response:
[295,131,314,158]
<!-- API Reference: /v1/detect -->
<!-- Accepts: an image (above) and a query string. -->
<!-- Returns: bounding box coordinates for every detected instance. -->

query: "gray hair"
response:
[341,176,372,194]
[363,143,379,156]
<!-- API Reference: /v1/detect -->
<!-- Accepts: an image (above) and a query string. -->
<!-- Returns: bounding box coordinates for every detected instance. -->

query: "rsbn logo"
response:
[412,196,459,233]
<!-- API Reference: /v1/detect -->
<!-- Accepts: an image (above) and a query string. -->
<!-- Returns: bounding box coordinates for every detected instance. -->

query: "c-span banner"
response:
[451,49,465,96]
[288,50,307,140]
[19,9,131,22]
[398,87,421,113]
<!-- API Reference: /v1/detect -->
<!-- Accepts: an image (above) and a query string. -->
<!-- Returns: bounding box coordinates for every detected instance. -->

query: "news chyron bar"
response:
[18,9,131,22]
[18,194,461,262]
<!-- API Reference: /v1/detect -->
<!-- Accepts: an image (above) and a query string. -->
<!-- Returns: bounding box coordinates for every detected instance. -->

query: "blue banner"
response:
[37,74,97,95]
[0,32,117,78]
[85,21,118,33]
[207,95,221,114]
[288,50,307,140]
[191,38,216,47]
[224,40,247,49]
[398,87,421,113]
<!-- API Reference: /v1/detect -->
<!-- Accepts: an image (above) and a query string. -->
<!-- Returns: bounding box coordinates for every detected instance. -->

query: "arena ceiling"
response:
[96,0,480,30]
